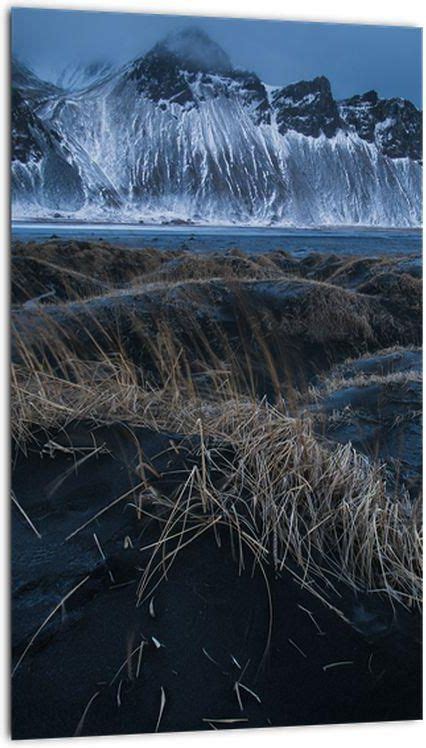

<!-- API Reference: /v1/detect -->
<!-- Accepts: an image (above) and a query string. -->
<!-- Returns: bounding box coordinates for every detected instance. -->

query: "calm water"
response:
[12,223,422,258]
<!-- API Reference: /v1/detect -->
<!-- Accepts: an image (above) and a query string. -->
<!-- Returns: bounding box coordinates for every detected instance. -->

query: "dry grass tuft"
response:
[11,343,422,610]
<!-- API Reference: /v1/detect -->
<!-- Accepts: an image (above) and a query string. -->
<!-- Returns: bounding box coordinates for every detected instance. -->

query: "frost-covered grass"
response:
[309,368,422,400]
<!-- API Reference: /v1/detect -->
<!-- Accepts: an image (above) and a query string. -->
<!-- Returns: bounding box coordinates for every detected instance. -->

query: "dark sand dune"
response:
[12,422,422,738]
[308,348,422,494]
[11,243,421,401]
[11,241,422,737]
[11,239,421,302]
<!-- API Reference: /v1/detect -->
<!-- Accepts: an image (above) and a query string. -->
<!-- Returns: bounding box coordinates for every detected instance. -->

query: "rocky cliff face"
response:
[338,90,421,160]
[11,28,422,225]
[272,76,341,138]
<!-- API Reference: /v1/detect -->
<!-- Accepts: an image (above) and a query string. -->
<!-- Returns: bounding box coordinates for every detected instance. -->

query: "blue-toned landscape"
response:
[11,9,422,740]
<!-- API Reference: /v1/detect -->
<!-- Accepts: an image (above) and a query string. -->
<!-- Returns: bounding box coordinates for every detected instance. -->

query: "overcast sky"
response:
[11,7,422,106]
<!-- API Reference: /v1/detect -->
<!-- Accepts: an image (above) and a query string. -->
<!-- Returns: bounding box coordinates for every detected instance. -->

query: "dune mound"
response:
[11,241,422,738]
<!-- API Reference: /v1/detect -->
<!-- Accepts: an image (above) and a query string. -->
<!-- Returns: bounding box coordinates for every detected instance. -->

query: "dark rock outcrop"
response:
[339,91,422,160]
[272,76,340,138]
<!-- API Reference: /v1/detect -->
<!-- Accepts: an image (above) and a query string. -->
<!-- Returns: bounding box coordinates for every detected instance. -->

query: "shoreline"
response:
[11,219,423,233]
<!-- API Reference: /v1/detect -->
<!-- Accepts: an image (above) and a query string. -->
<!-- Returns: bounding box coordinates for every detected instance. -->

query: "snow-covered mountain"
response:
[12,59,62,102]
[11,27,422,226]
[55,61,114,92]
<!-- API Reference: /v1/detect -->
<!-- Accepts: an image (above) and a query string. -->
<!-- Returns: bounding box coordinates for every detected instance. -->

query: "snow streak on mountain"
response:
[11,28,422,226]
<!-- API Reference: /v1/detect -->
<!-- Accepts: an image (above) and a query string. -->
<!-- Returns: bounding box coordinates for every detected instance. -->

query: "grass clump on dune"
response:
[11,338,422,611]
[10,243,422,616]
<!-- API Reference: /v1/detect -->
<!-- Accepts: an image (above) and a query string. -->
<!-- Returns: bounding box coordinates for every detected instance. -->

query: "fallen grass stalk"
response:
[12,574,90,676]
[65,481,146,541]
[155,687,166,733]
[11,491,42,539]
[74,691,100,737]
[323,660,354,671]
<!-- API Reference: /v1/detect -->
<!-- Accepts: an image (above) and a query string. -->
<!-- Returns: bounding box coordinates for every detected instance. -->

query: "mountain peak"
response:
[153,26,232,74]
[272,75,340,138]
